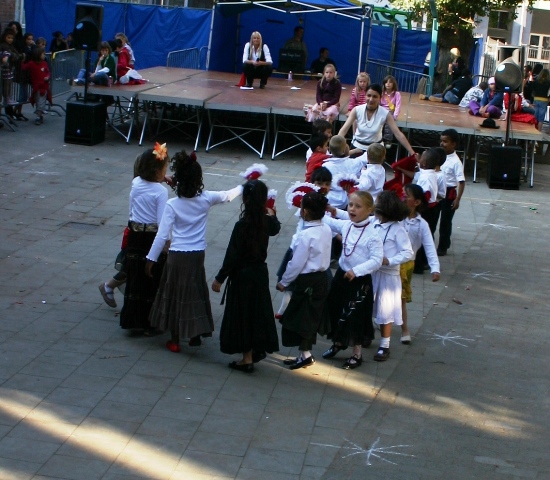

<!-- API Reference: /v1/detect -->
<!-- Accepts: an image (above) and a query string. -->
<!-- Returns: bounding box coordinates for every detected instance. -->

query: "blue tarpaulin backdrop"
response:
[25,0,430,83]
[25,0,211,69]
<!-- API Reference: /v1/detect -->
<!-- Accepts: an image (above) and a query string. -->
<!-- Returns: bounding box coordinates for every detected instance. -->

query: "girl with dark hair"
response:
[276,191,331,370]
[21,47,51,125]
[338,84,415,156]
[371,191,413,362]
[400,184,440,344]
[146,151,242,353]
[119,144,170,334]
[212,180,281,372]
[1,27,24,114]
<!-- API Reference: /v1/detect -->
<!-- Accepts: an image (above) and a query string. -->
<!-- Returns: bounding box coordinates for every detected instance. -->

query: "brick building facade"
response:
[1,0,17,30]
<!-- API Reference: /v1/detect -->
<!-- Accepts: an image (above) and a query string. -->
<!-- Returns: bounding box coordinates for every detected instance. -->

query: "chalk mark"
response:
[420,331,475,347]
[481,223,519,230]
[470,271,505,281]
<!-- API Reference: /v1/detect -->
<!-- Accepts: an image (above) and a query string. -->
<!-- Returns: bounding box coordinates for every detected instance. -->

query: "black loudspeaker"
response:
[495,58,523,93]
[487,145,522,190]
[65,101,106,146]
[73,3,103,51]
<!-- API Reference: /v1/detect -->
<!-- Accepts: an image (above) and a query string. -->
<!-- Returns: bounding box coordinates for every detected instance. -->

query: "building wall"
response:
[1,0,16,28]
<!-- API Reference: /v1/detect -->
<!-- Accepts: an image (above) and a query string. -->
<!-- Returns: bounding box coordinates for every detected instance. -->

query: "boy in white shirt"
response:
[358,143,386,202]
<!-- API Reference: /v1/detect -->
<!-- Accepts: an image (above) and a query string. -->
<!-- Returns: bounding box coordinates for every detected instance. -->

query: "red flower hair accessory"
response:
[387,183,405,200]
[189,151,197,162]
[266,189,277,209]
[152,142,168,161]
[285,182,320,209]
[240,163,268,180]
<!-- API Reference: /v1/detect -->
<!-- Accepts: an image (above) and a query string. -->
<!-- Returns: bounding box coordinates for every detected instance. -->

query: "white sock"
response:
[104,283,114,294]
[277,291,292,315]
[302,350,311,359]
[379,337,390,349]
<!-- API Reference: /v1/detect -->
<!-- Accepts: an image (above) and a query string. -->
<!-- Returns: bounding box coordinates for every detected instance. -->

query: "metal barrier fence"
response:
[365,59,431,94]
[47,49,96,98]
[167,47,208,69]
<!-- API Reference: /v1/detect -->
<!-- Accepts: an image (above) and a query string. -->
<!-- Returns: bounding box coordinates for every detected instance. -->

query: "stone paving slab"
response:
[1,103,550,479]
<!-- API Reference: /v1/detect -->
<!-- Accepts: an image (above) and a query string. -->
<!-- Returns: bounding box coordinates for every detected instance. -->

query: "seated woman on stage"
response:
[469,77,503,118]
[242,31,273,89]
[338,84,415,157]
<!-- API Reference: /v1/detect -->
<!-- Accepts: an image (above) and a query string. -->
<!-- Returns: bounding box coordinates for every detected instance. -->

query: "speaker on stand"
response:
[65,3,106,145]
[486,55,524,189]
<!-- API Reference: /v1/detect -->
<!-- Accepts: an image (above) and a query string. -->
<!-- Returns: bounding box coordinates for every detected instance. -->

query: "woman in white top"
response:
[339,84,415,155]
[146,151,242,353]
[119,144,169,333]
[242,31,273,89]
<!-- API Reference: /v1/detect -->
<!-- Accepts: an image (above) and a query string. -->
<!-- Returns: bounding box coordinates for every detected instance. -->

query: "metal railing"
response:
[47,49,97,98]
[167,47,208,69]
[365,59,430,94]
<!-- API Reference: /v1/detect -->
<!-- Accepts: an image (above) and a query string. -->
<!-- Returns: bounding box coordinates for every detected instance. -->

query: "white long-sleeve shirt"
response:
[358,163,385,201]
[372,218,414,275]
[323,215,383,277]
[324,154,368,209]
[403,214,440,273]
[415,168,438,204]
[147,186,242,261]
[280,221,332,287]
[129,177,168,224]
[441,151,465,187]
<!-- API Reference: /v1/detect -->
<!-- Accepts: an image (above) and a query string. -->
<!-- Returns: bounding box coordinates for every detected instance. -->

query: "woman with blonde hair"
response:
[242,31,273,89]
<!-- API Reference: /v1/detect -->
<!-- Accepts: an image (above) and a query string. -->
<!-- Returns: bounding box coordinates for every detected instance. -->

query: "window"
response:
[530,35,540,46]
[489,10,510,30]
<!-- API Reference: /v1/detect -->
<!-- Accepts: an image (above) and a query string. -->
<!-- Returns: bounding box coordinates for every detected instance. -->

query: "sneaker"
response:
[437,249,447,256]
[73,78,84,85]
[259,84,266,89]
[35,117,42,125]
[373,347,390,362]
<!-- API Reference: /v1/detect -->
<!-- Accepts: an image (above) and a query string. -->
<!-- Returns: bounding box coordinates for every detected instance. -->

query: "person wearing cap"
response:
[468,77,503,118]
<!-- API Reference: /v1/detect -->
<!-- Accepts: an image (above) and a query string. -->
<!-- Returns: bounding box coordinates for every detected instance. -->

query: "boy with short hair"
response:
[305,134,330,182]
[305,119,332,161]
[358,143,386,202]
[437,129,465,256]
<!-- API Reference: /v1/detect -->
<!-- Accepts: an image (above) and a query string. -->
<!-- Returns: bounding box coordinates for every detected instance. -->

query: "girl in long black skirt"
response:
[276,191,332,370]
[120,144,169,333]
[212,180,281,373]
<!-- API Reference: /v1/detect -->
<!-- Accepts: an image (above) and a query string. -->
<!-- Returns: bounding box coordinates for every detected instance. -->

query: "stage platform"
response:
[70,67,542,186]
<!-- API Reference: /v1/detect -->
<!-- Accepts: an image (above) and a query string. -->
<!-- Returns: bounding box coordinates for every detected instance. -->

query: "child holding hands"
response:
[277,191,332,370]
[358,143,386,202]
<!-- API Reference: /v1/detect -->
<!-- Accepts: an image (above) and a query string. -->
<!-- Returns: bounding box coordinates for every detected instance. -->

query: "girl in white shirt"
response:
[145,151,242,353]
[401,184,440,344]
[276,192,333,370]
[323,191,384,369]
[371,191,414,362]
[119,144,169,334]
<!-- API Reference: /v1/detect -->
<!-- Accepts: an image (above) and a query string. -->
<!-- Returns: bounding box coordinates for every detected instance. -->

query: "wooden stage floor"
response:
[71,67,544,185]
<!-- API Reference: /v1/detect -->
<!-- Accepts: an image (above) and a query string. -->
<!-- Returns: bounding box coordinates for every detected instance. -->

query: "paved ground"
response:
[1,105,550,480]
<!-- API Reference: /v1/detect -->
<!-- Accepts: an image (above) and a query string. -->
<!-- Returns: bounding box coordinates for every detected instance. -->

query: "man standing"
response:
[284,26,307,71]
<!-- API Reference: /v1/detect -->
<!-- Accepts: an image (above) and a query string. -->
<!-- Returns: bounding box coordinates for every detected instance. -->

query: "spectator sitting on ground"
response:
[49,31,68,53]
[458,81,487,108]
[427,69,472,104]
[283,26,307,71]
[310,47,337,75]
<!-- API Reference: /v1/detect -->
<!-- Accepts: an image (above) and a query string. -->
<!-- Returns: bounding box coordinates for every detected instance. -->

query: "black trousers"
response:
[415,203,440,272]
[243,64,272,87]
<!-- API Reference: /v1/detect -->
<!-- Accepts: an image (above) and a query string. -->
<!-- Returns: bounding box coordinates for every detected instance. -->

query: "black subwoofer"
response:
[73,3,104,51]
[487,145,522,190]
[65,101,106,146]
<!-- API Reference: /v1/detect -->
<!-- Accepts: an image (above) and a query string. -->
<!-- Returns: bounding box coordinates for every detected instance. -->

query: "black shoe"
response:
[189,335,202,347]
[229,361,254,373]
[373,347,390,362]
[289,356,315,370]
[259,84,266,89]
[252,351,266,363]
[283,357,299,365]
[343,354,362,370]
[245,84,253,88]
[437,249,447,256]
[322,344,346,359]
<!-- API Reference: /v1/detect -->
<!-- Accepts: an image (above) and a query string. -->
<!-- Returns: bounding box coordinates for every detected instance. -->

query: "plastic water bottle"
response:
[288,71,293,81]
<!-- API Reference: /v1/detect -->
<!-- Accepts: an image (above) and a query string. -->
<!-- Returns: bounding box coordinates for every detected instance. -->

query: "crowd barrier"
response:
[167,47,208,69]
[365,59,430,94]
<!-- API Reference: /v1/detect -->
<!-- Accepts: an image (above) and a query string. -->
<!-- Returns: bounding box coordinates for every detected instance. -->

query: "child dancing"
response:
[119,143,170,334]
[277,191,332,370]
[371,191,414,361]
[146,151,242,352]
[322,191,383,369]
[212,180,281,373]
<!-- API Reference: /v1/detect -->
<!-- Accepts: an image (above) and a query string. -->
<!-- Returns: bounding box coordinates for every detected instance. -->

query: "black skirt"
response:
[219,263,279,355]
[120,230,166,330]
[327,267,374,346]
[281,271,330,350]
